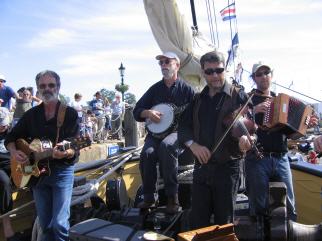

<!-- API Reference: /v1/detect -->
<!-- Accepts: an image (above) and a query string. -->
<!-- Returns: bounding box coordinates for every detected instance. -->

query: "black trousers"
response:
[191,159,241,229]
[139,133,181,202]
[0,163,13,214]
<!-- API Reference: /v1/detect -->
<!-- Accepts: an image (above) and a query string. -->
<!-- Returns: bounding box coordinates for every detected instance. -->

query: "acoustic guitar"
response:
[11,137,91,188]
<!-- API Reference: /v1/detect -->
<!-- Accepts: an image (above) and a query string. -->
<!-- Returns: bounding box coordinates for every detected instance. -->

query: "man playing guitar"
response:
[5,70,79,241]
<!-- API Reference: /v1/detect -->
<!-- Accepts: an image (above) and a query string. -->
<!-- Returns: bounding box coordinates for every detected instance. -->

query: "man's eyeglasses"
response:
[38,83,56,89]
[255,70,271,78]
[204,68,225,75]
[159,59,171,65]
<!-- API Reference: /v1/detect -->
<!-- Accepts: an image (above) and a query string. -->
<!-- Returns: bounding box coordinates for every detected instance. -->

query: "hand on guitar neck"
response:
[53,140,75,159]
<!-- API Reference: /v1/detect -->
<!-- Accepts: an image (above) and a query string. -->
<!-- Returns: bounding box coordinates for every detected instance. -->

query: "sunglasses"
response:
[204,67,225,75]
[159,59,171,65]
[38,83,57,89]
[255,70,271,77]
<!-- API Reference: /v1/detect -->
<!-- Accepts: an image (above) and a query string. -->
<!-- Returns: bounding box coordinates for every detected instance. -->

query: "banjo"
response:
[145,103,187,139]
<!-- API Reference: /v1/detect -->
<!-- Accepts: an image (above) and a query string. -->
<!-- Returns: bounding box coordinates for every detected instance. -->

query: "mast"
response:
[190,0,198,32]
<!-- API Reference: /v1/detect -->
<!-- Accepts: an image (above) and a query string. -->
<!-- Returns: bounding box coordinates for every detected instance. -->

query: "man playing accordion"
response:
[239,62,318,222]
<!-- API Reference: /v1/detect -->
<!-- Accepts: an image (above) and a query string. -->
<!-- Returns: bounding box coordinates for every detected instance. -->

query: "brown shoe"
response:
[166,194,181,214]
[137,200,155,209]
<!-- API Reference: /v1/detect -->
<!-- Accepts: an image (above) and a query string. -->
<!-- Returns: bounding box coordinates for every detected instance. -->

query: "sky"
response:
[1,0,322,104]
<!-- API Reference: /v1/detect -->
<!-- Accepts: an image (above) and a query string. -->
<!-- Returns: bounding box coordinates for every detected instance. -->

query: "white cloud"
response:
[26,28,77,48]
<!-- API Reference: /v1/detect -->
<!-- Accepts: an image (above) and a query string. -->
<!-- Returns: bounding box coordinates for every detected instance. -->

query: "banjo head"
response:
[147,103,175,134]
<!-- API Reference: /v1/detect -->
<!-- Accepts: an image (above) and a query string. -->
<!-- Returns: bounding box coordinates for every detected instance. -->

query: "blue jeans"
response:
[245,154,297,221]
[33,164,74,241]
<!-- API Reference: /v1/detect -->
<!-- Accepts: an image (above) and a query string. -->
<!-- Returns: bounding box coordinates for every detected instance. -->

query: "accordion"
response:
[262,93,313,139]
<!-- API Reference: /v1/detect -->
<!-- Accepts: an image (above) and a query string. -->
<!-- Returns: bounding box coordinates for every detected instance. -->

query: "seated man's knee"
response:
[141,146,156,160]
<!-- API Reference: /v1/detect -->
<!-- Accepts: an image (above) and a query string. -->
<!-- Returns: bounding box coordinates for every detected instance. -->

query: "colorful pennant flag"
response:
[220,3,236,21]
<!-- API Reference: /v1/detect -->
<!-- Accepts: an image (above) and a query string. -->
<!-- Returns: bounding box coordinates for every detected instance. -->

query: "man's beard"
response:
[161,68,175,79]
[40,91,58,103]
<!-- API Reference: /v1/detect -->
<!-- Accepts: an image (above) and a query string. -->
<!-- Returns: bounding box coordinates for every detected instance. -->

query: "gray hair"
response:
[35,70,61,88]
[200,51,226,69]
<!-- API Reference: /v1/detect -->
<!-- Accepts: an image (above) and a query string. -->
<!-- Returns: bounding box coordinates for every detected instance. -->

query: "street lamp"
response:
[118,63,125,101]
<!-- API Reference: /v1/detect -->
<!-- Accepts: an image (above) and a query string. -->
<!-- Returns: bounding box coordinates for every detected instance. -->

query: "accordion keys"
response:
[262,93,313,139]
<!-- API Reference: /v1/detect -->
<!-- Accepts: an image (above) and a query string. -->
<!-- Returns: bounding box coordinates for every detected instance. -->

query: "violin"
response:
[210,93,263,159]
[223,107,263,159]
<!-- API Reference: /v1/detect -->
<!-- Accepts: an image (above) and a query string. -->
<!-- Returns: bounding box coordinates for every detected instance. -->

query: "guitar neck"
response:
[33,149,53,161]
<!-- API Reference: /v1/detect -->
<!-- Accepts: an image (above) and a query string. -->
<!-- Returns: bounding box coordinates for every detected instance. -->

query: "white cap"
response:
[251,62,271,75]
[155,51,180,64]
[0,74,6,82]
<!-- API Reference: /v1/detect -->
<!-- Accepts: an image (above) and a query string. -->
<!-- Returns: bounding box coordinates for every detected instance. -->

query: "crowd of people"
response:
[0,50,321,241]
[0,73,126,144]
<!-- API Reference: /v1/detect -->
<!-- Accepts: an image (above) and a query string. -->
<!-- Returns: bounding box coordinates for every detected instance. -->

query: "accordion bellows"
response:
[262,93,313,140]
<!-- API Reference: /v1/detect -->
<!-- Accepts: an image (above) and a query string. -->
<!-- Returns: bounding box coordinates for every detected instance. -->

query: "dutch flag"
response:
[220,2,236,21]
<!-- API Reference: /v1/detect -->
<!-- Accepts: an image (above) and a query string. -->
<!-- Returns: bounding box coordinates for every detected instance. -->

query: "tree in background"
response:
[99,88,136,105]
[100,88,116,102]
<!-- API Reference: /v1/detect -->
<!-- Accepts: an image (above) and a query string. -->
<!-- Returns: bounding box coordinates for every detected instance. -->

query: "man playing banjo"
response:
[133,51,195,214]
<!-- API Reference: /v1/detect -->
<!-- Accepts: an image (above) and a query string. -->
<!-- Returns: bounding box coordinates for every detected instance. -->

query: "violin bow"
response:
[211,93,255,155]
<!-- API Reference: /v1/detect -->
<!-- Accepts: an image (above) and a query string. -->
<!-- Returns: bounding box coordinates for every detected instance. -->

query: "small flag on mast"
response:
[220,2,236,21]
[226,33,239,67]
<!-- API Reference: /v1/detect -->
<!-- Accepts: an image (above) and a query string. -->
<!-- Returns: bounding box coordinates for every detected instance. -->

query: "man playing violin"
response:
[5,70,79,241]
[133,52,194,214]
[239,62,318,222]
[178,51,252,229]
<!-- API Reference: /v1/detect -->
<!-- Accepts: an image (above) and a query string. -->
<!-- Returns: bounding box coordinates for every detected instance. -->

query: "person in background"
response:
[70,93,84,123]
[5,70,79,241]
[0,108,22,241]
[133,51,195,214]
[0,74,19,111]
[240,62,318,222]
[110,93,125,140]
[103,98,112,140]
[17,87,25,98]
[13,89,32,118]
[89,91,106,142]
[13,87,42,127]
[178,51,251,228]
[25,87,41,107]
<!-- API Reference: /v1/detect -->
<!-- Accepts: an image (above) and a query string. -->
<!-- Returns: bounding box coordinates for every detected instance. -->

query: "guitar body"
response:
[11,138,51,188]
[11,137,91,188]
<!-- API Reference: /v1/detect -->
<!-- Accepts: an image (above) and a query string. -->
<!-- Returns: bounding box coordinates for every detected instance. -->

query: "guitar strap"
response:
[55,103,67,145]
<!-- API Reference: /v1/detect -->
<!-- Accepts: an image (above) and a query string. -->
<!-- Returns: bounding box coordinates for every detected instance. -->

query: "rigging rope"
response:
[205,0,215,46]
[211,0,220,49]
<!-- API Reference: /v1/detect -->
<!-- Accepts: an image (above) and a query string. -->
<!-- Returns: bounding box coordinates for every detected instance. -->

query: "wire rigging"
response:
[205,0,215,46]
